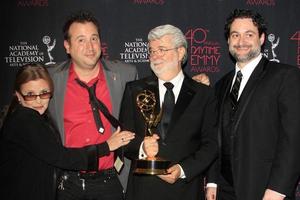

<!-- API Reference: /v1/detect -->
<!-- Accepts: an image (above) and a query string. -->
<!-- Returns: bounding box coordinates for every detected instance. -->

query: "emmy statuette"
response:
[134,90,171,175]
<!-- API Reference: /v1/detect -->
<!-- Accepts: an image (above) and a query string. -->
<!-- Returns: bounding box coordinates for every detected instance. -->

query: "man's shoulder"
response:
[125,75,155,88]
[102,59,138,82]
[46,60,70,75]
[183,76,216,100]
[261,60,300,81]
[102,59,137,71]
[215,70,233,85]
[267,60,298,70]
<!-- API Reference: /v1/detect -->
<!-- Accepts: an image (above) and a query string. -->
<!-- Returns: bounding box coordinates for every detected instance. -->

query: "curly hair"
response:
[224,9,267,39]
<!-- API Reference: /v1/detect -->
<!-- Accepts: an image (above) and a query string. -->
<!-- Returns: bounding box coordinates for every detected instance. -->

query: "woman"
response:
[0,63,134,200]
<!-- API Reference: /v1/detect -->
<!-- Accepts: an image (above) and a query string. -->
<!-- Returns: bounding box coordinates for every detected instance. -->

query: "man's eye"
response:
[92,37,99,41]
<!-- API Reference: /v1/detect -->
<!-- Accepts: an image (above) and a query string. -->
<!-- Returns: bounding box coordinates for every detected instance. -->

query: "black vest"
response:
[220,91,239,186]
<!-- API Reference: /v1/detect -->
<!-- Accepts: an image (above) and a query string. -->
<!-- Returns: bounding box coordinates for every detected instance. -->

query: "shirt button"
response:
[85,138,90,143]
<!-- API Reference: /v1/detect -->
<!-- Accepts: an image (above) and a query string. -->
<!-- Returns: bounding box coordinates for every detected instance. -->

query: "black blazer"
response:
[120,74,218,200]
[0,106,109,200]
[208,57,300,200]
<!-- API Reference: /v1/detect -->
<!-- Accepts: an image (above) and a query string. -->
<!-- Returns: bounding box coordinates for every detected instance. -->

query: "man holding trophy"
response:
[119,24,218,200]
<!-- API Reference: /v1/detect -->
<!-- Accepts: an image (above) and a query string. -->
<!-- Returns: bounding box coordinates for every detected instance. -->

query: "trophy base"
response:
[134,157,171,175]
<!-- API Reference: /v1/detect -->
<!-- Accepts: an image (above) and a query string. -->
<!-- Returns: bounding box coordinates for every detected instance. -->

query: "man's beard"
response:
[150,60,178,76]
[229,45,261,63]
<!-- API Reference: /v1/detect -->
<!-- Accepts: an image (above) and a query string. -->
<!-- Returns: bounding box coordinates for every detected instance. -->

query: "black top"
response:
[0,106,110,200]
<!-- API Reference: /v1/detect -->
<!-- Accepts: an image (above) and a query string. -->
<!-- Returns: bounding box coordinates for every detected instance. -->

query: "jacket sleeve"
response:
[267,67,300,197]
[179,88,219,181]
[119,82,144,160]
[3,108,110,171]
[205,78,225,185]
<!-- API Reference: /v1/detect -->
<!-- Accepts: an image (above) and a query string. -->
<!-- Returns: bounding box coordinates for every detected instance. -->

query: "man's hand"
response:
[107,127,135,151]
[192,73,210,86]
[143,134,159,158]
[157,164,181,184]
[206,187,217,200]
[262,189,285,200]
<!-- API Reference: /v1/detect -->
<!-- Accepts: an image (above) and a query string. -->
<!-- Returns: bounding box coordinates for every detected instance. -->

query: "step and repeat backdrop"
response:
[1,0,300,197]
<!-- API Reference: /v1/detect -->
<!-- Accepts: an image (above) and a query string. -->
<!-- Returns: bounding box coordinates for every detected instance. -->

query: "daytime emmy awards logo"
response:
[185,28,221,73]
[42,36,56,65]
[290,31,300,68]
[263,33,280,63]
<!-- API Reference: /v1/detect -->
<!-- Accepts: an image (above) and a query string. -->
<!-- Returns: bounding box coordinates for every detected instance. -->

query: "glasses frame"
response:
[148,47,178,57]
[21,91,52,101]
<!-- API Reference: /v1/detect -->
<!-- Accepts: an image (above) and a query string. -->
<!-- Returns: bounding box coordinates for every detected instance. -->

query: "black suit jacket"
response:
[0,106,108,200]
[208,57,300,200]
[120,74,218,200]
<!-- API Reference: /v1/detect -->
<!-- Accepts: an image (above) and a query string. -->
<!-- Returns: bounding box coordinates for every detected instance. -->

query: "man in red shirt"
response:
[48,11,137,200]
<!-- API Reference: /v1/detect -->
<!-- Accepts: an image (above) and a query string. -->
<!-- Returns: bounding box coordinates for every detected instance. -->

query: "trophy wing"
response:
[154,108,163,126]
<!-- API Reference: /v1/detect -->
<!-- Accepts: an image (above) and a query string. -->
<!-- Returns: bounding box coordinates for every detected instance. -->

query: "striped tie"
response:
[230,70,243,107]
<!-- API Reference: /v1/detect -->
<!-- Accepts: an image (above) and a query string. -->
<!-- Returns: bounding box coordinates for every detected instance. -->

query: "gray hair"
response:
[148,24,188,64]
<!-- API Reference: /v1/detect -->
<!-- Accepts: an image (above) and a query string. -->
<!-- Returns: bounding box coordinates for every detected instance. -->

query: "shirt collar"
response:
[69,62,104,86]
[158,70,184,105]
[158,70,184,88]
[235,54,262,78]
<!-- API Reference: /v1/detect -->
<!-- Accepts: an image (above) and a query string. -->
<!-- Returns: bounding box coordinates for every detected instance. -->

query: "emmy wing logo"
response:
[263,33,280,63]
[42,36,56,65]
[268,34,280,62]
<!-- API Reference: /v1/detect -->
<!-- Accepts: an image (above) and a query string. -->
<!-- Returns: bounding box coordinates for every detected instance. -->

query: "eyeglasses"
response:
[21,91,52,101]
[148,47,178,57]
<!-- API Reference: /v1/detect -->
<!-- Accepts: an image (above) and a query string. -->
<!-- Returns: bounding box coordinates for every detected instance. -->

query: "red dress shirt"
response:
[64,63,114,170]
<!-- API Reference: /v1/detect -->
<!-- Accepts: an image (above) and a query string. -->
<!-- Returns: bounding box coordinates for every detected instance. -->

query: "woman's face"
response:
[16,78,52,115]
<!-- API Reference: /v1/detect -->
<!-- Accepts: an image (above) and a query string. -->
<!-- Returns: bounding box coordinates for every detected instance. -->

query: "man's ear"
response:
[64,40,70,54]
[260,33,265,46]
[177,46,186,62]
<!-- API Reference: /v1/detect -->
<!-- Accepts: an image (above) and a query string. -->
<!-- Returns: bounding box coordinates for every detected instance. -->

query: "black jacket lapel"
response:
[215,70,235,150]
[167,76,195,135]
[233,58,269,135]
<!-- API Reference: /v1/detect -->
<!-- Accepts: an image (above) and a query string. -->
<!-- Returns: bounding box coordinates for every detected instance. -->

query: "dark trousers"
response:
[56,169,124,200]
[217,175,236,200]
[216,175,294,200]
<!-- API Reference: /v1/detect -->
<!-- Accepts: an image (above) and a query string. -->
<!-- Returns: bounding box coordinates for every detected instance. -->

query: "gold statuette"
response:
[134,90,170,175]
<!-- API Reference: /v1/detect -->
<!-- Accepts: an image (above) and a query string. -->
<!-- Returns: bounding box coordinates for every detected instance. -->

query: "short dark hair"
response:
[0,63,53,126]
[224,9,267,39]
[14,63,53,94]
[63,10,100,41]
